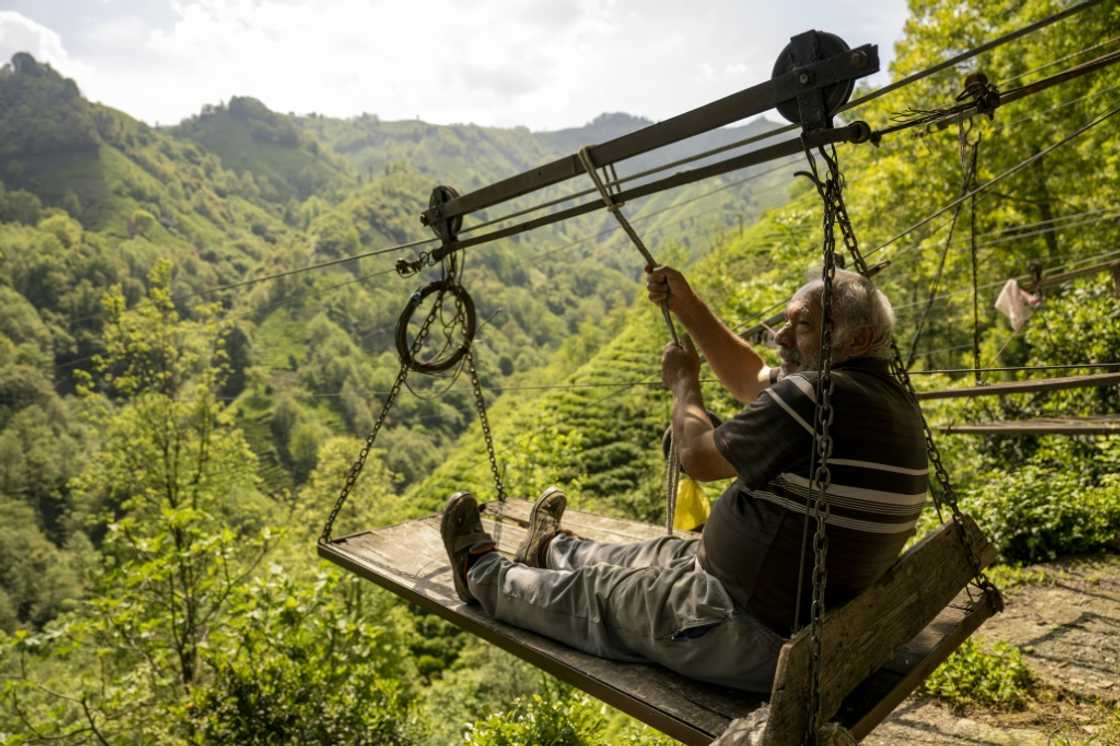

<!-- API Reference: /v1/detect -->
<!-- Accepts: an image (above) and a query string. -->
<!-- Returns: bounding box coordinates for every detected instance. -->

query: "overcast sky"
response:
[0,0,909,131]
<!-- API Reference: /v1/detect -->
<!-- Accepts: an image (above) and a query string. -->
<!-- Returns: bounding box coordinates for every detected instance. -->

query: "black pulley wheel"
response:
[395,280,476,374]
[771,31,854,125]
[428,185,462,243]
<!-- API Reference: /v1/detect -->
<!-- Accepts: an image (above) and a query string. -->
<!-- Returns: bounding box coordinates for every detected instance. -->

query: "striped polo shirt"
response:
[697,357,928,637]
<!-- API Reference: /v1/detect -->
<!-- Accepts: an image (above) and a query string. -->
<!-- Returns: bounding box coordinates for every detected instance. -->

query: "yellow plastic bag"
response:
[673,475,710,532]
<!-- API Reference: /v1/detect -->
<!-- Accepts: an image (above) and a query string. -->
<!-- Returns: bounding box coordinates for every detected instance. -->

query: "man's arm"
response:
[648,267,772,404]
[663,340,738,482]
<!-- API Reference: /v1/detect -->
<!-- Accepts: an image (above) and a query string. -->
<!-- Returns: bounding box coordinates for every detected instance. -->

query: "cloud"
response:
[0,1,909,130]
[0,11,94,83]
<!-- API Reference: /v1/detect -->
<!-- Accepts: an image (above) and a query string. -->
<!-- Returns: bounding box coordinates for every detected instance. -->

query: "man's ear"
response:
[845,325,874,357]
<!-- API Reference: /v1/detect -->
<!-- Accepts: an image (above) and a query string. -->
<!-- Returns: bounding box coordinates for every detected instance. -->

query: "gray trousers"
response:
[467,534,784,692]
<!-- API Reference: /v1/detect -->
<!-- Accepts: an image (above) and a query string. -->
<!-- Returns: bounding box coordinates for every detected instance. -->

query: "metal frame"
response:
[421,43,878,228]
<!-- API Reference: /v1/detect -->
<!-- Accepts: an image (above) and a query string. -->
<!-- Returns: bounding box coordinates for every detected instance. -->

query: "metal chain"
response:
[827,154,1003,612]
[320,289,447,543]
[465,344,507,543]
[800,147,839,745]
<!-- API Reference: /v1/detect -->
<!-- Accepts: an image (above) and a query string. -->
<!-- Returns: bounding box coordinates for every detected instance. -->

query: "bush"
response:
[463,686,604,746]
[190,570,418,745]
[964,466,1120,563]
[922,639,1034,711]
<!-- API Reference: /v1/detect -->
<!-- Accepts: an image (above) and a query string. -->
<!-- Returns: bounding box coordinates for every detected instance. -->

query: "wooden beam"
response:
[759,516,998,746]
[1035,259,1120,290]
[915,372,1120,400]
[842,594,997,740]
[940,415,1120,435]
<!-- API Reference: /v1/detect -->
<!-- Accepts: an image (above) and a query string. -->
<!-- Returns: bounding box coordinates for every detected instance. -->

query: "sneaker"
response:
[440,492,495,604]
[514,486,568,568]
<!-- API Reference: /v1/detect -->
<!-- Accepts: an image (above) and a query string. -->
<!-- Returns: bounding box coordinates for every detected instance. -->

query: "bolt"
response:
[799,72,812,85]
[850,50,868,69]
[420,213,430,225]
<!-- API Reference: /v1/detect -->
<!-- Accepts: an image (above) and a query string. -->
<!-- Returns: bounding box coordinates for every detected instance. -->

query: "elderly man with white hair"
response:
[439,265,928,692]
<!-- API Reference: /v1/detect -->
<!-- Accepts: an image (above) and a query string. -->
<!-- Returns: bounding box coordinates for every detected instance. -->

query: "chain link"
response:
[800,147,839,745]
[320,287,447,544]
[465,345,507,542]
[827,153,1003,612]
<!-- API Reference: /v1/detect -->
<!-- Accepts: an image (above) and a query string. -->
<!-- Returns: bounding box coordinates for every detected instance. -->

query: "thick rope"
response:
[577,146,681,346]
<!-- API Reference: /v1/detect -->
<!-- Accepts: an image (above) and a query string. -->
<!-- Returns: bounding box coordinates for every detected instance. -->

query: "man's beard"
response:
[778,347,817,379]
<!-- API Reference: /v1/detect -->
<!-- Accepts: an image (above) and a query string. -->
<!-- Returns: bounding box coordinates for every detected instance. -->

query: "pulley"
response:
[426,184,463,244]
[771,30,861,129]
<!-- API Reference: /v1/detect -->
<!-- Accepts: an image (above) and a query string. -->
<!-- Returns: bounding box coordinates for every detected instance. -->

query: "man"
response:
[440,266,928,692]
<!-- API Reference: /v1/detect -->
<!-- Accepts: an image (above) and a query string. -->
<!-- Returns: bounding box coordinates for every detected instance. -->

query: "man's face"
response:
[773,294,820,377]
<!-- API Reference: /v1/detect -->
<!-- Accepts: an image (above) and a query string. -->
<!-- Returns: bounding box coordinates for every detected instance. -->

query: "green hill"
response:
[173,96,355,203]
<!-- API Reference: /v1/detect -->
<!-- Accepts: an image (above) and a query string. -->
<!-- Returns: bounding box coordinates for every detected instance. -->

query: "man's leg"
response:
[518,486,699,572]
[547,533,697,572]
[467,551,783,691]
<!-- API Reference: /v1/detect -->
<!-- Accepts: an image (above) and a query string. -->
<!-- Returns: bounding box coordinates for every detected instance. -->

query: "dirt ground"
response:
[866,554,1120,745]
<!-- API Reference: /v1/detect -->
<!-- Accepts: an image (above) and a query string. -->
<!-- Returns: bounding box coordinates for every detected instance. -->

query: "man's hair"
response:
[797,268,896,359]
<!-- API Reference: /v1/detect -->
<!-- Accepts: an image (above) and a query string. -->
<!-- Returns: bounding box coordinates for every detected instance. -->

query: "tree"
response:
[2,266,273,740]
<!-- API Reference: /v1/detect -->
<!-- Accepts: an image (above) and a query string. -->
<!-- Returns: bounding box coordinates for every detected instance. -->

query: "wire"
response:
[530,158,801,261]
[845,0,1107,115]
[909,361,1120,376]
[866,103,1120,259]
[183,236,436,300]
[998,35,1120,88]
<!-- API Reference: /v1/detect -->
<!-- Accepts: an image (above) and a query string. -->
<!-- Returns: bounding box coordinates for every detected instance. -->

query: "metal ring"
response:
[395,280,476,374]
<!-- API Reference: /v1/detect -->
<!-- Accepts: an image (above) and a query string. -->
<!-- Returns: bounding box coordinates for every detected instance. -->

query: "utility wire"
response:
[998,34,1120,88]
[866,103,1120,259]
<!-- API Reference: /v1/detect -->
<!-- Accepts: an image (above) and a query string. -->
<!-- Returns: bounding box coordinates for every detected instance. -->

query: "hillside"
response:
[2,0,1119,741]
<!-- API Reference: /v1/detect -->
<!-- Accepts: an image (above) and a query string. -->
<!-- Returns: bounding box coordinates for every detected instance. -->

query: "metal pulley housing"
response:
[425,184,463,244]
[771,30,863,129]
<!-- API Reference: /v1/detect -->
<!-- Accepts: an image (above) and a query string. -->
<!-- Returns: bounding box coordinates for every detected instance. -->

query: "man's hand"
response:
[646,266,699,316]
[662,336,701,391]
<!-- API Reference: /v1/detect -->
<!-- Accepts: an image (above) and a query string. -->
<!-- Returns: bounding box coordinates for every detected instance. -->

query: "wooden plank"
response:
[1035,259,1120,289]
[841,593,997,739]
[322,502,745,746]
[915,372,1120,400]
[940,415,1120,435]
[760,517,998,746]
[324,505,1000,746]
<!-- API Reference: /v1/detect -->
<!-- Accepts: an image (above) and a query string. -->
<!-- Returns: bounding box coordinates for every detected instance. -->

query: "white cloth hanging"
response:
[994,279,1040,332]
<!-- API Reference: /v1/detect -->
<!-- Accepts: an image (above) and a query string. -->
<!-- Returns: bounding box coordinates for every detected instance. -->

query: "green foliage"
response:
[128,207,156,237]
[189,569,419,745]
[0,498,83,631]
[0,54,99,160]
[963,465,1120,563]
[463,685,605,746]
[0,184,42,224]
[921,639,1035,711]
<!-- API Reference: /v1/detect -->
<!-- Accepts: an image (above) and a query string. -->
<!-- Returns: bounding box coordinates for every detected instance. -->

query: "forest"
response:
[1,0,1118,743]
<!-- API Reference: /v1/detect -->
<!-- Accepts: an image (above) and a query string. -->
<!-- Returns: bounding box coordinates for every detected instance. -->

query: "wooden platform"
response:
[319,500,996,744]
[940,414,1120,435]
[915,372,1120,400]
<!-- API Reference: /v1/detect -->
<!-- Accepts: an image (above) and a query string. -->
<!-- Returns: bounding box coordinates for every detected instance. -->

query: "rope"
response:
[665,437,680,536]
[577,146,680,346]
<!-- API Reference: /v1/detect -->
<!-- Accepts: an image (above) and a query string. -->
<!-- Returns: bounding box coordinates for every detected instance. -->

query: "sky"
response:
[0,0,909,131]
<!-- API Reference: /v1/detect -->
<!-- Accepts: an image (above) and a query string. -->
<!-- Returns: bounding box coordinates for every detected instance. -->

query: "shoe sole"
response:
[441,491,476,604]
[516,486,567,566]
